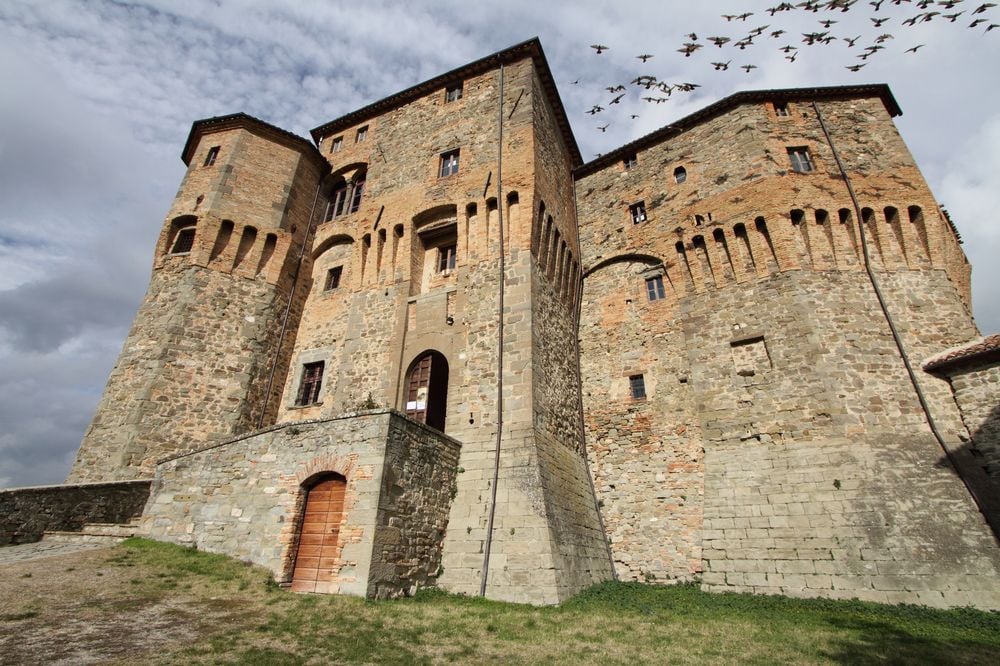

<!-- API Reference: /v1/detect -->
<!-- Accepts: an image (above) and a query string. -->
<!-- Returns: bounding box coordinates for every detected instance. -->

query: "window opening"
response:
[171,227,196,254]
[630,201,647,225]
[787,147,814,173]
[330,136,343,153]
[674,166,687,184]
[203,146,220,167]
[296,361,325,406]
[773,101,790,117]
[629,374,647,400]
[623,154,638,170]
[645,275,666,301]
[437,243,457,273]
[355,126,368,143]
[349,178,364,213]
[439,149,460,178]
[445,83,463,102]
[324,266,343,291]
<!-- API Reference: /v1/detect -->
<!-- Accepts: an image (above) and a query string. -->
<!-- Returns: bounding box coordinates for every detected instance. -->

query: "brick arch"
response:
[583,252,665,279]
[295,452,358,485]
[311,233,355,261]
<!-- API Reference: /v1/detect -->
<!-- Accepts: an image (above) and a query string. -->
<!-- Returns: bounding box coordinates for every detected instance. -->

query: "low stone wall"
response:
[140,409,460,598]
[0,480,151,545]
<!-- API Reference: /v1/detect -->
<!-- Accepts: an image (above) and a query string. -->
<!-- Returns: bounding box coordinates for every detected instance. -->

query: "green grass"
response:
[23,539,1000,664]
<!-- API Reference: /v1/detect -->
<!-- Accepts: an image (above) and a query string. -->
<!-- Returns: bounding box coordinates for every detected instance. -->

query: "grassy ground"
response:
[1,538,998,665]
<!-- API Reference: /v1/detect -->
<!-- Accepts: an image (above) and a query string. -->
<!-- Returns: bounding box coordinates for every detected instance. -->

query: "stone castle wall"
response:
[141,410,461,598]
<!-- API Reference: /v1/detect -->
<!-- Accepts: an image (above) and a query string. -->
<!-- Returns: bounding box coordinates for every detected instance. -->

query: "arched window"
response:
[168,216,197,255]
[325,170,366,221]
[403,351,449,431]
[290,472,347,593]
[674,166,687,184]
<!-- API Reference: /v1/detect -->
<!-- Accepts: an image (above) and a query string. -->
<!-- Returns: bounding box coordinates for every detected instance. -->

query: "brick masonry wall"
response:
[947,361,1000,480]
[140,410,460,599]
[0,480,150,545]
[575,93,1000,609]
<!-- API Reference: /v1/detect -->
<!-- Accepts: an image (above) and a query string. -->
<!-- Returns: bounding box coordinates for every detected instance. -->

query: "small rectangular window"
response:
[446,83,463,102]
[788,147,814,173]
[645,275,665,301]
[629,374,646,400]
[630,201,647,224]
[437,243,457,272]
[324,266,343,290]
[439,149,460,178]
[170,227,196,254]
[331,136,343,153]
[349,179,364,213]
[773,101,790,117]
[296,361,325,406]
[623,154,638,170]
[356,126,368,143]
[203,146,220,167]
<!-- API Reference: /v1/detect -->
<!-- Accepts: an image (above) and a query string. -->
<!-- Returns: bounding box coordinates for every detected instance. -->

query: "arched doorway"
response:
[404,350,449,432]
[290,472,347,593]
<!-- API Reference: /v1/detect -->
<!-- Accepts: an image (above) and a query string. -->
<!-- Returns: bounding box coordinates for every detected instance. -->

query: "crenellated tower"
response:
[69,115,327,482]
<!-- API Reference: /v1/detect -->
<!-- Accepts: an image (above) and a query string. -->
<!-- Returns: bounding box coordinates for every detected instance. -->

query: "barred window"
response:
[623,154,638,170]
[296,361,325,406]
[445,83,463,102]
[170,227,196,254]
[773,101,790,117]
[629,374,646,400]
[437,243,457,272]
[203,146,220,167]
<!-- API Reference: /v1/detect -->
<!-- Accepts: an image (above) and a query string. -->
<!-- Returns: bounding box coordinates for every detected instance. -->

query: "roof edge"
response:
[309,37,582,166]
[181,112,327,169]
[923,334,1000,373]
[574,84,901,179]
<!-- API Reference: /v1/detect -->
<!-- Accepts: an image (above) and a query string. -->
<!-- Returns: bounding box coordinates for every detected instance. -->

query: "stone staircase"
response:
[41,518,143,545]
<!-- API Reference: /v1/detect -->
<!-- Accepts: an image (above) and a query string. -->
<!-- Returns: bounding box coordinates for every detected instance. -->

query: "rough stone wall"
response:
[70,127,323,482]
[575,93,1000,609]
[946,361,1000,480]
[0,481,150,545]
[140,410,460,599]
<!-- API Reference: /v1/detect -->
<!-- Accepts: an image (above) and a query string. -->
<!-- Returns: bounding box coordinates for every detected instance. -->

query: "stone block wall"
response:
[0,480,150,545]
[140,410,460,599]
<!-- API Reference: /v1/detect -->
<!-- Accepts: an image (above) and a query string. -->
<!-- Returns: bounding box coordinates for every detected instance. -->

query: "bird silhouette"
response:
[609,94,625,105]
[779,44,798,52]
[970,18,988,27]
[986,23,1000,32]
[737,12,754,20]
[708,36,731,47]
[587,105,604,115]
[597,124,609,132]
[735,37,755,49]
[943,12,965,22]
[771,29,787,38]
[722,14,739,21]
[678,43,703,56]
[741,64,758,72]
[922,11,941,21]
[606,85,627,93]
[675,82,700,92]
[687,33,699,41]
[973,4,997,15]
[875,33,894,43]
[871,16,891,26]
[846,63,867,71]
[749,25,770,36]
[786,52,799,62]
[870,0,885,9]
[630,114,640,119]
[843,35,861,46]
[712,60,732,70]
[636,54,654,62]
[590,44,609,54]
[819,19,838,28]
[905,44,925,52]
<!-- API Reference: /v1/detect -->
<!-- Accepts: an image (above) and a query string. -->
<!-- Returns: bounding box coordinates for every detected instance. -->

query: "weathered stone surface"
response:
[0,481,150,545]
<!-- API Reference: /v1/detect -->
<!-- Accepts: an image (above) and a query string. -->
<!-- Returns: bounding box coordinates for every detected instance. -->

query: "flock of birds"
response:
[575,0,997,137]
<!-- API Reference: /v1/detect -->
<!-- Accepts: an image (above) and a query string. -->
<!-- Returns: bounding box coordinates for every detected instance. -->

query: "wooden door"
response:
[290,475,346,593]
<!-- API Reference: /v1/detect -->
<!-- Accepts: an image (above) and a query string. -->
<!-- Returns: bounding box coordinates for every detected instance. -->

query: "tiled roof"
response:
[923,334,1000,372]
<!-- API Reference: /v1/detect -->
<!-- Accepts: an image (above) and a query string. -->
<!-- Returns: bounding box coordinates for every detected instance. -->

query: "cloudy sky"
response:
[1,0,997,487]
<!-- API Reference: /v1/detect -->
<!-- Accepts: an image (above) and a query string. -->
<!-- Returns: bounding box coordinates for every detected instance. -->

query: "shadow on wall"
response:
[935,400,1000,542]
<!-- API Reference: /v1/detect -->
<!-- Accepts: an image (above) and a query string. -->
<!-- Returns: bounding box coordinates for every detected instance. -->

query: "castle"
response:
[29,38,1000,607]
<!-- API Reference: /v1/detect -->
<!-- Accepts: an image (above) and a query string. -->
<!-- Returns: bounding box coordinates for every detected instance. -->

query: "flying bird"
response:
[678,42,703,56]
[749,25,770,36]
[870,0,885,10]
[636,54,654,62]
[587,105,604,115]
[943,12,965,22]
[609,94,625,105]
[871,16,891,26]
[846,63,867,71]
[970,18,987,27]
[771,29,787,38]
[973,4,997,15]
[687,33,699,41]
[741,64,758,72]
[735,37,755,49]
[597,124,609,132]
[630,114,640,119]
[606,85,626,93]
[590,44,609,54]
[712,60,732,70]
[875,33,895,43]
[843,35,861,46]
[737,12,754,20]
[905,44,925,51]
[819,19,838,27]
[986,23,1000,32]
[708,36,731,47]
[780,44,799,52]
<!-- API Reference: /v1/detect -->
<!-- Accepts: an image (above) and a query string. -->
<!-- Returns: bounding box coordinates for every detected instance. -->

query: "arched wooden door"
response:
[404,351,449,432]
[290,473,346,593]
